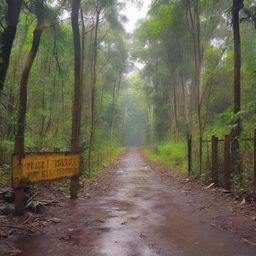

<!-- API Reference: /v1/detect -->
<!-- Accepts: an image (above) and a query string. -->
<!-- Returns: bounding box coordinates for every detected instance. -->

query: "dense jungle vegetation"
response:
[0,0,256,192]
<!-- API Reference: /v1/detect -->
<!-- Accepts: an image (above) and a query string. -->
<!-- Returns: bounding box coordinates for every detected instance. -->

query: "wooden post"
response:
[211,135,219,185]
[224,135,231,190]
[206,140,210,168]
[187,135,192,176]
[70,175,79,199]
[253,129,256,194]
[70,137,80,199]
[14,136,25,215]
[14,187,25,215]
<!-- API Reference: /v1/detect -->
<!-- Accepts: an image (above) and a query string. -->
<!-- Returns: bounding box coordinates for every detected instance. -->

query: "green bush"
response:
[145,140,187,171]
[83,139,124,180]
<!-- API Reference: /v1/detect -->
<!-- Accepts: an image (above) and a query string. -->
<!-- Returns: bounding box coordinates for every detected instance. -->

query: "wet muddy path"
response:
[11,149,256,255]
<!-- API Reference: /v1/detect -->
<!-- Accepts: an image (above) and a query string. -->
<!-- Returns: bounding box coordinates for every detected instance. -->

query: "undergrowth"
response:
[0,164,10,185]
[144,140,187,173]
[83,140,124,183]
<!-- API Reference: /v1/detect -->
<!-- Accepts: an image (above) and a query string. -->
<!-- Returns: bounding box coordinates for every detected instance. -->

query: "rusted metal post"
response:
[187,135,192,176]
[14,136,25,215]
[253,129,256,194]
[211,135,219,185]
[224,135,231,190]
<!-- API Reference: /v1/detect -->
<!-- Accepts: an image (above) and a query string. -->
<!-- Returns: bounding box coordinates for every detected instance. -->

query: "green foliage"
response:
[0,0,129,178]
[0,139,13,159]
[84,140,124,182]
[1,0,256,199]
[0,164,10,184]
[144,140,187,171]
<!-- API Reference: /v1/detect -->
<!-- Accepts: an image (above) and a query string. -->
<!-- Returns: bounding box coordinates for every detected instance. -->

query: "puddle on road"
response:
[12,149,256,256]
[94,150,256,256]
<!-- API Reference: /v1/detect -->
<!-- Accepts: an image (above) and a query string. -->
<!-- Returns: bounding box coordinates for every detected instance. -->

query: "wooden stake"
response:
[211,135,219,185]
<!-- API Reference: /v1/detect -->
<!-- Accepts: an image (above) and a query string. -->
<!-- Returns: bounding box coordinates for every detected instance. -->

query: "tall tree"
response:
[0,0,22,90]
[15,0,45,154]
[231,0,244,175]
[88,2,100,172]
[70,0,82,199]
[232,0,244,137]
[14,0,45,215]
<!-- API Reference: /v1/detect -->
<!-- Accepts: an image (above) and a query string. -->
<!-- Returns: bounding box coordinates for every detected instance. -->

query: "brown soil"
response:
[1,148,256,256]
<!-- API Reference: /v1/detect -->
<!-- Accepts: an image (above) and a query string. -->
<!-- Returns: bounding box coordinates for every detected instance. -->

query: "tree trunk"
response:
[70,0,82,199]
[0,0,22,90]
[7,20,31,139]
[232,0,243,137]
[15,2,45,153]
[80,6,86,116]
[147,104,154,143]
[122,103,128,145]
[88,10,100,172]
[110,72,122,140]
[172,80,179,141]
[231,0,244,175]
[14,0,45,216]
[177,73,190,135]
[187,0,203,138]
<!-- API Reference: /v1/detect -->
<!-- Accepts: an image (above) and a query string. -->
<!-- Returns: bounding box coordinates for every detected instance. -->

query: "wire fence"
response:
[188,131,256,194]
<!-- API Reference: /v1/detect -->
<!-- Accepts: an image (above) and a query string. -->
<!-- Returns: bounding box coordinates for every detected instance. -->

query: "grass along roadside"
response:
[144,140,187,173]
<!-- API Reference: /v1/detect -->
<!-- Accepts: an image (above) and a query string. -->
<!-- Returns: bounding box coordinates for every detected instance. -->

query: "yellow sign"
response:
[12,152,81,188]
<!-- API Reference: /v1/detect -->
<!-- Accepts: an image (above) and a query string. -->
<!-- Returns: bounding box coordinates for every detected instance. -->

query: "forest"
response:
[1,0,256,194]
[2,1,256,255]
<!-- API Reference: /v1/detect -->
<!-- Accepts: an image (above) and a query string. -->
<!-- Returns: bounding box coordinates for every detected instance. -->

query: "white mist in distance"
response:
[120,0,151,33]
[119,0,151,72]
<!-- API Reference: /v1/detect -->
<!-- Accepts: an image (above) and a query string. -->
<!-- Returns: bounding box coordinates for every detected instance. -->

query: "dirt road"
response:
[7,148,256,255]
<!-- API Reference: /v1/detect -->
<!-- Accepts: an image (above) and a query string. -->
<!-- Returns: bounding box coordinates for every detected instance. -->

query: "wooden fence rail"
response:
[187,129,256,193]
